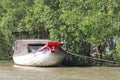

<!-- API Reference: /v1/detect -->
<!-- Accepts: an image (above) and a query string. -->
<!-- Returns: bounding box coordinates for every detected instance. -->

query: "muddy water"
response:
[0,61,120,80]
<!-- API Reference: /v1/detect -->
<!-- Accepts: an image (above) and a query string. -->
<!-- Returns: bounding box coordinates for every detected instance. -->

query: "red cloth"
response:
[37,42,60,53]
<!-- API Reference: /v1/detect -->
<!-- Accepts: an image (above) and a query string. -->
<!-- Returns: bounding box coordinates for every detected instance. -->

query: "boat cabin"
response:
[13,39,63,55]
[13,39,50,55]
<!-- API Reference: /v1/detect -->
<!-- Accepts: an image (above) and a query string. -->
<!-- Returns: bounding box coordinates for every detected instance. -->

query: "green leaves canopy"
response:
[0,0,120,57]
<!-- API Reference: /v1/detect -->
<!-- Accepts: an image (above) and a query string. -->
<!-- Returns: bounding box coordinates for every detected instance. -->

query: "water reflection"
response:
[13,65,58,72]
[0,61,120,80]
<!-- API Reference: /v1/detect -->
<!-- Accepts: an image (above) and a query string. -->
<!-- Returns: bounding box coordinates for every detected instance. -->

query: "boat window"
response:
[27,44,44,53]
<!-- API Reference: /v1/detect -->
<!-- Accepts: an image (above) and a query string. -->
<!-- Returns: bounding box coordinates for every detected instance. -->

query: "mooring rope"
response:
[65,51,120,66]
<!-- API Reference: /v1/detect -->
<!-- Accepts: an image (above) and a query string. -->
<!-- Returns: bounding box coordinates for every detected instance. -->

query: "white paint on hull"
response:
[13,50,65,66]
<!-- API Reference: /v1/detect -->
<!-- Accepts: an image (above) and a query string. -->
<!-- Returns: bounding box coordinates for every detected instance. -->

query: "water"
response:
[0,61,120,80]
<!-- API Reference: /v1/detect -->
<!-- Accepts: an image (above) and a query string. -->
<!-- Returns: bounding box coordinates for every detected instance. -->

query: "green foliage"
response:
[43,0,120,54]
[112,38,120,62]
[0,0,120,62]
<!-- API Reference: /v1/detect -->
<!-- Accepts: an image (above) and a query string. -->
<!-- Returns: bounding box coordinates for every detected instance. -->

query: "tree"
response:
[41,0,120,55]
[0,0,120,63]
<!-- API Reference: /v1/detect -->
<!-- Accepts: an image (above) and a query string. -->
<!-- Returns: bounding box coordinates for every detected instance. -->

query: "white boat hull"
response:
[13,50,65,66]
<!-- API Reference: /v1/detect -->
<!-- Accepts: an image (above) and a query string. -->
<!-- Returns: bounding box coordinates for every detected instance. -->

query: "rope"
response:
[66,51,120,66]
[68,52,111,62]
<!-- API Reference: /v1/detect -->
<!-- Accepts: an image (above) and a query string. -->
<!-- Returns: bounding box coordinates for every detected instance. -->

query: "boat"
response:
[13,39,66,66]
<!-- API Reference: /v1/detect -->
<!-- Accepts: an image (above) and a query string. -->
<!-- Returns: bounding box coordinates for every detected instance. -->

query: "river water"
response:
[0,61,120,80]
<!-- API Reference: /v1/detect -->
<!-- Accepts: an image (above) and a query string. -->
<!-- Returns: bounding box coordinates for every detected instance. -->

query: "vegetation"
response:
[0,0,120,65]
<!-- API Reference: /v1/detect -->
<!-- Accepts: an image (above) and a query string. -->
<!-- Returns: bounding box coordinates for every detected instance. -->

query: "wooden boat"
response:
[13,39,66,66]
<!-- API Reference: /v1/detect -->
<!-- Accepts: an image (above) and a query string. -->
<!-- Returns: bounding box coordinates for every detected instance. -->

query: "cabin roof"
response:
[15,39,51,44]
[15,39,64,44]
[16,39,50,42]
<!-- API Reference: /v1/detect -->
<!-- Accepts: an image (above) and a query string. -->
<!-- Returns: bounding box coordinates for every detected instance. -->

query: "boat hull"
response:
[13,49,66,66]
